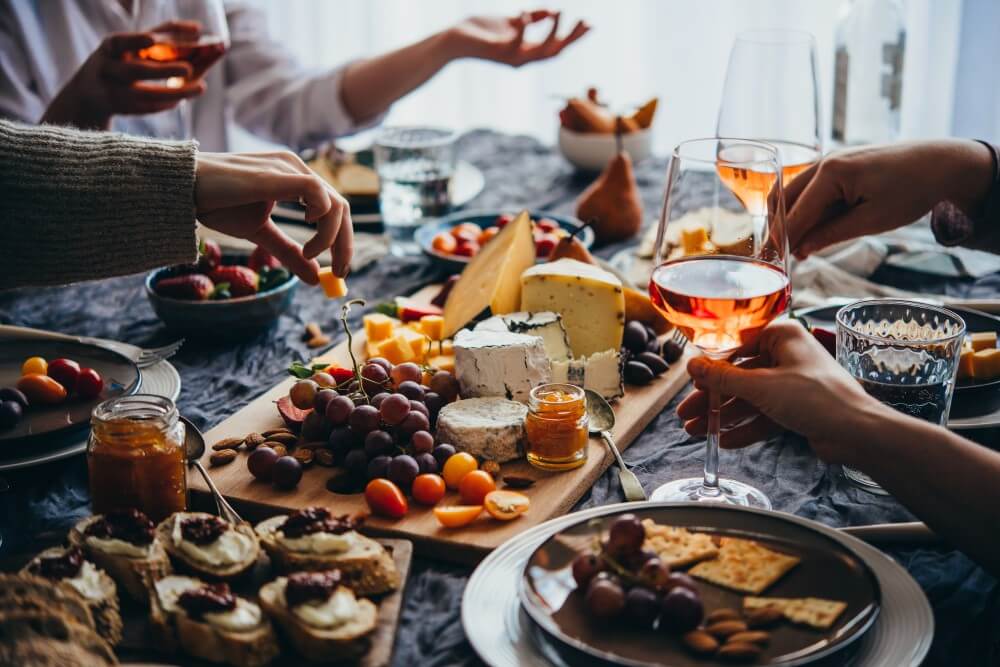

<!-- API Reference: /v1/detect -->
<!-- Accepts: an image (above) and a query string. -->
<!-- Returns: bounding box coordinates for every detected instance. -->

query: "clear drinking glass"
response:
[836,299,966,493]
[648,138,790,508]
[717,30,823,184]
[374,126,457,254]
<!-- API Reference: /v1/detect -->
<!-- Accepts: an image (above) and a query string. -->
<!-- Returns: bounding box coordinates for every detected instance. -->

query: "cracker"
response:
[688,537,800,594]
[743,596,848,630]
[641,520,719,568]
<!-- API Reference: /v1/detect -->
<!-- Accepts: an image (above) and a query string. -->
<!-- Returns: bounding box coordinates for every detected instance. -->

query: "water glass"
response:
[836,299,966,493]
[374,126,456,249]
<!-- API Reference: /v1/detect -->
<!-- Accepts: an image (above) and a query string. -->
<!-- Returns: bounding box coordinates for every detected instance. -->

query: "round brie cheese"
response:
[172,514,254,566]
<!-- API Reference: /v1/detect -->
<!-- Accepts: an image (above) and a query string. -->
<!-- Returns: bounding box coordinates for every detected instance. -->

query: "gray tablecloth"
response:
[2,130,999,666]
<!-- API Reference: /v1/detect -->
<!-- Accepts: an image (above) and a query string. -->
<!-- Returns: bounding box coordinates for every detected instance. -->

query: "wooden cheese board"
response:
[192,286,695,565]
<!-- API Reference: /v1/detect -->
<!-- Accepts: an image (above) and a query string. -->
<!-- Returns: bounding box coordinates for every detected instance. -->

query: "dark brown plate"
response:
[519,504,880,667]
[0,340,140,445]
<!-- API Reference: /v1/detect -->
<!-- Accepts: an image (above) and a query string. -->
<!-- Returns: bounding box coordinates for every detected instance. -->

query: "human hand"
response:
[42,22,205,130]
[676,320,887,465]
[194,152,352,284]
[448,10,589,67]
[786,140,994,258]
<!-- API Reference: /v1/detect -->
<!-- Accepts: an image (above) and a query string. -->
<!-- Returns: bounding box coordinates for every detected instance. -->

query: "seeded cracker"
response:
[688,537,800,594]
[641,520,719,568]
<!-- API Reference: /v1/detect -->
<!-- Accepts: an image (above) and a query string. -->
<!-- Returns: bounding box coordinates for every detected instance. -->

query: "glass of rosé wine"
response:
[648,138,790,508]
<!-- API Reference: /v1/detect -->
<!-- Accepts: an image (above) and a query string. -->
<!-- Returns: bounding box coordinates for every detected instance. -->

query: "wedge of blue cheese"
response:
[435,398,528,462]
[475,312,571,362]
[551,349,624,400]
[454,329,551,403]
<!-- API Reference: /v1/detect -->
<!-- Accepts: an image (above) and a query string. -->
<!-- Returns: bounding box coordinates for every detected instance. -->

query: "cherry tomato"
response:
[433,505,483,528]
[477,226,499,245]
[47,358,81,392]
[75,367,103,399]
[411,474,446,506]
[484,490,531,520]
[364,478,408,519]
[535,233,559,258]
[431,233,457,254]
[536,218,559,233]
[458,470,497,505]
[453,241,480,258]
[17,373,67,405]
[494,213,514,228]
[21,357,47,376]
[450,222,482,240]
[441,452,478,489]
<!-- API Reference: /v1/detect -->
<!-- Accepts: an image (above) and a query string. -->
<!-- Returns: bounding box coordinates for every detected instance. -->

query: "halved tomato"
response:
[484,490,530,520]
[433,505,482,528]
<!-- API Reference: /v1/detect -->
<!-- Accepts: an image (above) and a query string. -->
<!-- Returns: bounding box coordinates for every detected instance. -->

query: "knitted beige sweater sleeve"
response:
[0,120,197,290]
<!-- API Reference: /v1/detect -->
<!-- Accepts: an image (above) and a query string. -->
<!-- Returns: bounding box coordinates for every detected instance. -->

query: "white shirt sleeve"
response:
[0,6,46,123]
[223,2,386,151]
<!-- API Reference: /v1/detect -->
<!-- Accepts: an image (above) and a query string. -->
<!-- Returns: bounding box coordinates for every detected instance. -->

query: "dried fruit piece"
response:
[262,428,294,438]
[307,335,331,349]
[293,449,314,467]
[745,606,783,628]
[209,449,237,466]
[272,444,288,458]
[296,441,327,450]
[266,432,298,446]
[681,629,719,655]
[717,641,763,661]
[706,620,748,639]
[705,608,742,625]
[211,437,244,451]
[481,460,501,477]
[243,433,265,449]
[303,322,323,341]
[314,449,336,467]
[502,475,535,489]
[728,631,770,646]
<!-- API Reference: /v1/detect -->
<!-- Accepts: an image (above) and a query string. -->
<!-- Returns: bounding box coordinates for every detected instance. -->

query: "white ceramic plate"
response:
[463,502,933,667]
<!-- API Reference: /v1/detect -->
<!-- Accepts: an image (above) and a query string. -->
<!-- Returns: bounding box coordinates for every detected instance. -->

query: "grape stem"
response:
[589,534,643,587]
[340,299,369,403]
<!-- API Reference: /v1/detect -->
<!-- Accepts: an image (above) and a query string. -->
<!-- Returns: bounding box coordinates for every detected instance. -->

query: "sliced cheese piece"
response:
[550,349,624,400]
[624,287,671,335]
[428,354,455,373]
[443,211,536,337]
[475,311,571,362]
[958,347,975,381]
[453,329,551,403]
[972,348,1000,381]
[970,331,997,351]
[363,313,396,342]
[435,398,528,462]
[520,259,625,358]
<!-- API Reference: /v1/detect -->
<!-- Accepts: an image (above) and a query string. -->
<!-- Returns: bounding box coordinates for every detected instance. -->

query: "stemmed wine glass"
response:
[717,30,822,182]
[648,138,790,508]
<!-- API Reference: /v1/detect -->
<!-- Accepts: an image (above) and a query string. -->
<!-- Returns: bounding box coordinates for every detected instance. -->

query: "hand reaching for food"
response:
[449,11,590,67]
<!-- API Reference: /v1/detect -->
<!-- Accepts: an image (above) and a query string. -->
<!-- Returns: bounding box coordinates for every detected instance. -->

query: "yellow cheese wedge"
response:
[970,331,997,351]
[364,313,396,342]
[317,268,348,298]
[973,348,1000,381]
[959,347,975,380]
[624,286,671,335]
[419,314,445,341]
[442,211,536,338]
[520,258,626,357]
[376,334,416,365]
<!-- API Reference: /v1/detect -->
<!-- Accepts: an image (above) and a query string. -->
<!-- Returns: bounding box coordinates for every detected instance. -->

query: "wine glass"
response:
[717,30,822,183]
[648,138,790,508]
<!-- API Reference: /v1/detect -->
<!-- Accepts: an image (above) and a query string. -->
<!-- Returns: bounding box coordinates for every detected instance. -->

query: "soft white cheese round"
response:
[288,585,358,629]
[85,534,151,559]
[276,529,358,554]
[204,598,262,632]
[172,514,254,566]
[64,560,105,601]
[155,575,203,612]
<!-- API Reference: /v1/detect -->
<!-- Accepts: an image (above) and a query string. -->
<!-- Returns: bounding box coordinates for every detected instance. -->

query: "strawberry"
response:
[248,246,281,272]
[155,274,215,300]
[209,266,259,297]
[197,239,222,272]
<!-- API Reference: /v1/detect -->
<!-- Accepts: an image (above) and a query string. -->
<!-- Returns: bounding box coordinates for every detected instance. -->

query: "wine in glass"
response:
[648,138,790,508]
[717,30,822,185]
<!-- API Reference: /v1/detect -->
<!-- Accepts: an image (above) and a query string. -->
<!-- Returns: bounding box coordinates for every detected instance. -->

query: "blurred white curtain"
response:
[239,0,962,153]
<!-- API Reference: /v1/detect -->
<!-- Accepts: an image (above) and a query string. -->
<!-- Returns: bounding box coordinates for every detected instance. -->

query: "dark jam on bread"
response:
[280,507,362,539]
[84,509,155,545]
[178,582,237,618]
[29,547,85,580]
[180,515,227,545]
[285,570,342,607]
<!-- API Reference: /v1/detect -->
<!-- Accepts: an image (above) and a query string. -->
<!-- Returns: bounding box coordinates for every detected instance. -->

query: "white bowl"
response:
[557,126,653,172]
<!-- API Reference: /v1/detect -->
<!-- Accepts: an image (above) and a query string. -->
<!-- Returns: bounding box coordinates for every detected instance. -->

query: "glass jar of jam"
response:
[525,383,589,471]
[87,395,187,522]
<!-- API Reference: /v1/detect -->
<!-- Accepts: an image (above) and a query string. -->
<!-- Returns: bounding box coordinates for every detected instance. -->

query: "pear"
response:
[549,233,598,265]
[576,119,644,244]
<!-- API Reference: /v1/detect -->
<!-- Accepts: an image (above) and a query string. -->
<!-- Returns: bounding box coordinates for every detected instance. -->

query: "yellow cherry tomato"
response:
[441,452,478,490]
[21,356,47,376]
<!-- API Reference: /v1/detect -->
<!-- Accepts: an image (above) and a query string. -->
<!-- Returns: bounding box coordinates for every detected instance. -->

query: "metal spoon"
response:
[584,390,647,502]
[181,416,245,525]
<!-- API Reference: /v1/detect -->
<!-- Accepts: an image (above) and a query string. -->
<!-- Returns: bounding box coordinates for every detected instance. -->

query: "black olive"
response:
[623,321,649,354]
[661,339,685,363]
[624,361,655,386]
[636,352,669,376]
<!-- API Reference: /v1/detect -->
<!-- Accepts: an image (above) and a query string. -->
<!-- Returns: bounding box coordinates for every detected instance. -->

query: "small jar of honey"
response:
[525,383,589,471]
[88,395,187,522]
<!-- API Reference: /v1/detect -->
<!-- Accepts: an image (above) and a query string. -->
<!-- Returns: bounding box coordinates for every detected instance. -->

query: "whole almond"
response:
[209,449,238,466]
[261,440,286,452]
[746,606,784,628]
[707,620,748,639]
[267,432,298,446]
[718,641,763,661]
[728,631,770,646]
[262,428,294,438]
[243,433,265,450]
[705,608,742,625]
[272,444,288,458]
[306,335,331,349]
[315,449,336,467]
[293,449,314,467]
[304,322,323,340]
[681,630,719,655]
[211,437,243,451]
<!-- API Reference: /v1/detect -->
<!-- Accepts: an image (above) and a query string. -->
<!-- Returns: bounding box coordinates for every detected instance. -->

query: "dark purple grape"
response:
[428,371,459,402]
[349,404,380,434]
[397,410,430,437]
[571,553,604,588]
[623,321,649,354]
[409,400,429,418]
[661,338,685,363]
[0,387,28,409]
[397,380,425,401]
[0,401,22,429]
[625,586,660,627]
[364,430,394,458]
[328,425,359,458]
[585,578,626,619]
[247,446,278,481]
[367,455,391,481]
[379,393,411,426]
[606,514,645,558]
[367,357,392,373]
[370,392,390,408]
[388,455,419,490]
[423,392,443,425]
[636,352,668,376]
[271,456,303,489]
[432,444,456,468]
[414,452,438,474]
[341,379,360,396]
[624,361,654,386]
[313,388,338,414]
[662,572,698,594]
[638,558,671,590]
[344,448,369,479]
[659,587,703,633]
[301,410,332,442]
[325,394,355,425]
[622,548,659,572]
[411,430,434,454]
[361,362,389,395]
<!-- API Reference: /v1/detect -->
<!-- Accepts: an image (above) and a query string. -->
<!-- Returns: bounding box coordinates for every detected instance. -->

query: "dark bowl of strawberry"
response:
[145,246,299,339]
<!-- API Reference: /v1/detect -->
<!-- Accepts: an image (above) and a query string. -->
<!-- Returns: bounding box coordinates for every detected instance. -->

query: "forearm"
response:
[39,77,110,131]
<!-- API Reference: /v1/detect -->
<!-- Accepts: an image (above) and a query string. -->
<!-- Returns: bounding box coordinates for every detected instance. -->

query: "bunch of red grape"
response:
[571,514,704,632]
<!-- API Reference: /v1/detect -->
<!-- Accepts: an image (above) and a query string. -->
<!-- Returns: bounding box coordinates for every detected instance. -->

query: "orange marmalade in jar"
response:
[88,395,187,522]
[525,383,589,471]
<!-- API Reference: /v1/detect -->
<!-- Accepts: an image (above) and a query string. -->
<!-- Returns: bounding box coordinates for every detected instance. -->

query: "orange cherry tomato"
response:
[21,356,47,376]
[434,505,483,528]
[431,232,457,254]
[16,373,67,405]
[450,222,482,240]
[442,452,478,489]
[484,490,530,520]
[411,474,446,506]
[459,470,497,505]
[477,226,499,245]
[364,478,408,519]
[535,233,559,258]
[453,241,480,258]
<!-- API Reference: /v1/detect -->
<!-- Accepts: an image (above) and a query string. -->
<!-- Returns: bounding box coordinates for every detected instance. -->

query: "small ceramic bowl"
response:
[145,255,299,339]
[557,126,653,172]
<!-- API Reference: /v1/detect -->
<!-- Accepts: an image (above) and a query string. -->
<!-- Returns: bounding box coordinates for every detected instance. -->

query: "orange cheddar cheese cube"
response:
[317,268,348,298]
[969,331,997,351]
[396,326,429,362]
[440,339,454,355]
[958,347,975,380]
[364,313,396,342]
[680,224,710,255]
[420,314,445,341]
[376,334,416,365]
[366,339,382,359]
[428,354,455,373]
[973,348,1000,381]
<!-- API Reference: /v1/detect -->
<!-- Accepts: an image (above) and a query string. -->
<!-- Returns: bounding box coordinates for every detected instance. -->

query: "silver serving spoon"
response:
[181,416,245,525]
[584,390,647,502]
